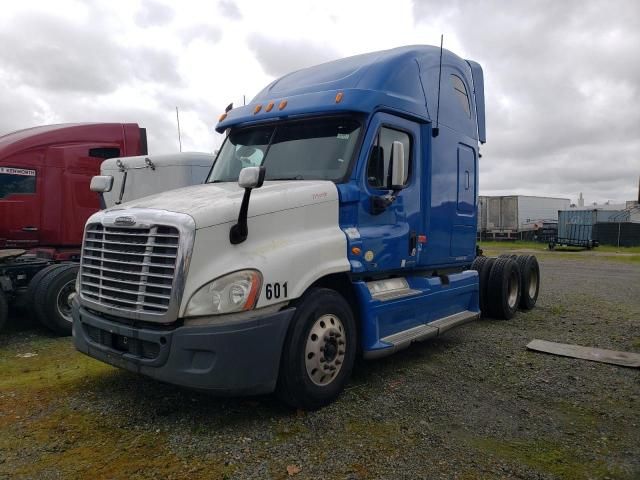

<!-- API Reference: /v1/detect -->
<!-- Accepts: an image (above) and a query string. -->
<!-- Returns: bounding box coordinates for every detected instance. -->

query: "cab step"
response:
[364,310,479,359]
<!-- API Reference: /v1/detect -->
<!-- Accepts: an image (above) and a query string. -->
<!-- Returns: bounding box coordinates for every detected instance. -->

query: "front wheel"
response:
[276,288,357,410]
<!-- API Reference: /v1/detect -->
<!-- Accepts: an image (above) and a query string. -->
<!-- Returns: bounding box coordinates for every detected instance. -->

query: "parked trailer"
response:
[0,123,147,333]
[552,209,629,249]
[72,45,541,410]
[483,195,570,240]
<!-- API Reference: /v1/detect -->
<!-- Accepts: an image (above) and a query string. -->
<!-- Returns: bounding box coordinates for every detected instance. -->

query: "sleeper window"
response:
[451,74,471,117]
[0,167,36,199]
[366,127,411,189]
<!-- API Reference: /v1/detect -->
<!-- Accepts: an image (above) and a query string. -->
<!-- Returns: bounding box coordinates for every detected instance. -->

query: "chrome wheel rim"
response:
[528,268,538,298]
[56,280,76,323]
[305,314,346,386]
[507,270,519,309]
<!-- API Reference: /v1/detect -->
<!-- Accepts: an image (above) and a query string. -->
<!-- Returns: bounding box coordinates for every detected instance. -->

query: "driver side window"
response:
[366,127,411,189]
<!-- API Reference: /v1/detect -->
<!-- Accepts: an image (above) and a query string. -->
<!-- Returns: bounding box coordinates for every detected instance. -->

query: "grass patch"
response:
[479,241,547,251]
[472,437,632,480]
[0,337,112,391]
[0,405,234,479]
[480,240,640,254]
[479,240,640,265]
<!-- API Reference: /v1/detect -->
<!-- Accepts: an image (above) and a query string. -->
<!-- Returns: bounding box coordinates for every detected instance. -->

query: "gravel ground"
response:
[0,256,638,480]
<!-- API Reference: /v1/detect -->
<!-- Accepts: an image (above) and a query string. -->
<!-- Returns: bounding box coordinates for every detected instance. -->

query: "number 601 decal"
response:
[265,282,288,300]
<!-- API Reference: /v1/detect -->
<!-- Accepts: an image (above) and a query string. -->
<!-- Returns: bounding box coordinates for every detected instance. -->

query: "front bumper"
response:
[72,302,295,395]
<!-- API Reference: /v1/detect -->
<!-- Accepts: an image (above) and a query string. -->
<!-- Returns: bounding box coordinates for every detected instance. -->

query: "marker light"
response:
[265,101,274,112]
[253,104,262,114]
[218,112,227,122]
[351,247,362,256]
[335,92,344,103]
[278,100,288,110]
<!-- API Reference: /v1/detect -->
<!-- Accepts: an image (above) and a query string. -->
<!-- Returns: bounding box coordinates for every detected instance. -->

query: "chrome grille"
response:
[80,223,179,314]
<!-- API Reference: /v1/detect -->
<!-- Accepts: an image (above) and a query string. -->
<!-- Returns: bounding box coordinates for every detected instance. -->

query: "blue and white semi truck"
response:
[72,45,540,409]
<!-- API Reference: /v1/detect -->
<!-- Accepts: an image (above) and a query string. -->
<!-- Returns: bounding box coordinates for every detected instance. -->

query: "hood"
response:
[105,180,339,229]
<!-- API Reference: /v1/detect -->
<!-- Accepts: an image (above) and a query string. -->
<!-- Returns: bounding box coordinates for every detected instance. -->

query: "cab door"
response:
[355,113,423,274]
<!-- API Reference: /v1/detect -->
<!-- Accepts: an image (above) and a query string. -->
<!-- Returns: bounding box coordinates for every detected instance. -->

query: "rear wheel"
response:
[516,255,540,310]
[0,290,8,332]
[277,288,356,410]
[471,256,488,314]
[478,257,496,317]
[32,264,79,336]
[487,257,521,320]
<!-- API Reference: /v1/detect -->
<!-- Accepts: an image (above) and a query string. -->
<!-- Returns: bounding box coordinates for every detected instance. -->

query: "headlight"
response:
[184,270,262,317]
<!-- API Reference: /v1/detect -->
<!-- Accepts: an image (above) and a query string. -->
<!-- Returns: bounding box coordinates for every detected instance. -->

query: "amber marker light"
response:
[242,271,262,311]
[351,247,362,256]
[265,101,274,112]
[335,91,344,103]
[278,100,288,110]
[218,112,227,122]
[253,104,262,114]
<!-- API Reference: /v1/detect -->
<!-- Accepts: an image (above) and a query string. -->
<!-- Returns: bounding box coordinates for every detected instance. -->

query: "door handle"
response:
[409,231,417,256]
[22,226,38,232]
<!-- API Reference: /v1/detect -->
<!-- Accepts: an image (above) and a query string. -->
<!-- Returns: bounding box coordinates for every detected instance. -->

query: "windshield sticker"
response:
[337,133,350,140]
[0,167,36,176]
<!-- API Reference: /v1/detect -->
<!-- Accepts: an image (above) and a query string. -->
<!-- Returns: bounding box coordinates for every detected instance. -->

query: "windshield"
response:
[208,116,361,183]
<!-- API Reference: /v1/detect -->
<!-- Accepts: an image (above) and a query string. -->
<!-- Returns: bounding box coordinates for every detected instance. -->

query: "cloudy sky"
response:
[1,0,638,204]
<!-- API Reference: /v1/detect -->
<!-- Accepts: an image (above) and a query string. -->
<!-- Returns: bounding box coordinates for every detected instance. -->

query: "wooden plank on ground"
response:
[526,339,640,368]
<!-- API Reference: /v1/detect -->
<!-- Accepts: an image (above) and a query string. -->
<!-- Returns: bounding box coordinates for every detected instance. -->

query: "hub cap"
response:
[56,280,76,323]
[529,268,538,298]
[305,314,346,386]
[507,269,519,309]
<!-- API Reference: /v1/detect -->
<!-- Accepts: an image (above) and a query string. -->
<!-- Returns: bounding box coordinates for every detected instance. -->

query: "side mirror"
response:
[389,141,405,190]
[90,175,114,193]
[238,166,266,189]
[230,166,266,244]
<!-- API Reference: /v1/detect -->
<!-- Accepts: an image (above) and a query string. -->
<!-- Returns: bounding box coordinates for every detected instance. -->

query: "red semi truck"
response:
[0,123,147,333]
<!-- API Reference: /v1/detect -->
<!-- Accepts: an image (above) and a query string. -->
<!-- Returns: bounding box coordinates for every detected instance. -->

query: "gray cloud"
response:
[247,34,340,77]
[414,0,640,203]
[135,0,175,27]
[0,7,213,155]
[219,0,242,20]
[180,24,223,44]
[0,13,182,94]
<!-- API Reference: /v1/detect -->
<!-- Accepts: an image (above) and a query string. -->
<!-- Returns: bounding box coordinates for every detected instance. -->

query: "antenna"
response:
[175,106,182,152]
[432,34,444,138]
[243,95,246,106]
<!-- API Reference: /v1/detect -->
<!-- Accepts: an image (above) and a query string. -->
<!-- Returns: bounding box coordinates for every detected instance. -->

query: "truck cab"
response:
[0,123,146,333]
[73,46,498,409]
[91,152,215,209]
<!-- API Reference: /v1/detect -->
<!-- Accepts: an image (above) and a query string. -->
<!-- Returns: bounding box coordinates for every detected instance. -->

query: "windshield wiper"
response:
[269,175,304,181]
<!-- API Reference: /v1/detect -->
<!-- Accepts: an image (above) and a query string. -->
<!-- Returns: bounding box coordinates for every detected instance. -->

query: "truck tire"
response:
[478,257,496,317]
[487,257,521,320]
[0,289,8,332]
[516,255,540,310]
[471,256,488,314]
[276,288,357,410]
[498,254,517,260]
[32,264,79,336]
[25,263,59,321]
